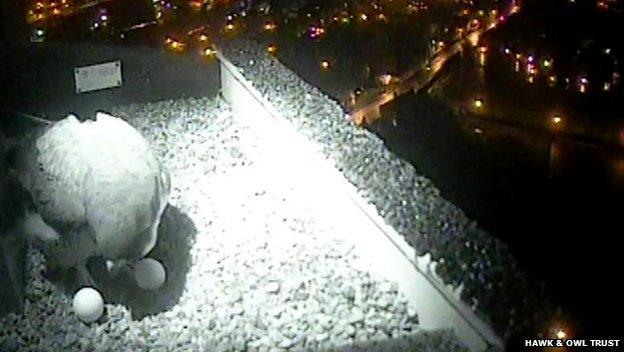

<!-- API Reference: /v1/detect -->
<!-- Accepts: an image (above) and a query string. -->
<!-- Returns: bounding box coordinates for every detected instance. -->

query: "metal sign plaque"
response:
[74,61,122,94]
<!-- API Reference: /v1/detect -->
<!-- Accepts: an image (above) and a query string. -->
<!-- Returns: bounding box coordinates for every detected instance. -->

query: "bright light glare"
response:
[264,21,276,31]
[203,47,215,57]
[473,98,484,109]
[379,74,392,85]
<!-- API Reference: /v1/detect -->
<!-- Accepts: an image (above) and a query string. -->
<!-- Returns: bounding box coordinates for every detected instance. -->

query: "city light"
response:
[320,60,331,70]
[552,115,562,124]
[549,75,557,86]
[267,43,277,54]
[165,37,186,52]
[478,45,487,66]
[264,21,276,31]
[379,74,393,86]
[309,25,326,39]
[473,98,484,109]
[202,46,216,57]
[579,77,588,93]
[189,0,202,9]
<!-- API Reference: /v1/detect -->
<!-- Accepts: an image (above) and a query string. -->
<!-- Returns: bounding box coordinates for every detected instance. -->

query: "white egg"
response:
[134,258,166,290]
[72,287,104,323]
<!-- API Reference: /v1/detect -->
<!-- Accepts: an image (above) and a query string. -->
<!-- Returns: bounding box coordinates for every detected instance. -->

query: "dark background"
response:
[373,92,623,338]
[1,42,220,119]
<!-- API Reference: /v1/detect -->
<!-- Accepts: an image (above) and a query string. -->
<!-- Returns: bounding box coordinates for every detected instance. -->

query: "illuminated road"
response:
[350,10,514,126]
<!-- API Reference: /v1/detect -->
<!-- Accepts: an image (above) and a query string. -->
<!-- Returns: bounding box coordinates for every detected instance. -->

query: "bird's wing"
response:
[21,117,89,226]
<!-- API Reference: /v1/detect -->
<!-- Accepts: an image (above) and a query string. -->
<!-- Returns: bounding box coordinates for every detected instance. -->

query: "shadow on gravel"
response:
[88,205,198,319]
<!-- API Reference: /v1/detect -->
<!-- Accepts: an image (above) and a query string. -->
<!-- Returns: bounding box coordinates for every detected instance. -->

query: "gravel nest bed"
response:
[217,38,555,339]
[0,97,468,352]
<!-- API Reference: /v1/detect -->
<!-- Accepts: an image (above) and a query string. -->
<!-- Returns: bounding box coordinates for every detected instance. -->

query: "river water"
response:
[369,92,623,336]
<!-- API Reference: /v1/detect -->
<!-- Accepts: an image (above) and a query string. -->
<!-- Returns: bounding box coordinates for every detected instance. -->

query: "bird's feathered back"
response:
[17,113,170,260]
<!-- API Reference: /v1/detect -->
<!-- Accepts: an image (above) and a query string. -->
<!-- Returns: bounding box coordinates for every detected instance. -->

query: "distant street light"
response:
[202,46,216,57]
[579,77,588,93]
[267,43,277,54]
[552,115,562,124]
[473,98,484,109]
[264,21,276,31]
[379,74,393,86]
[548,75,557,86]
[550,113,564,132]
